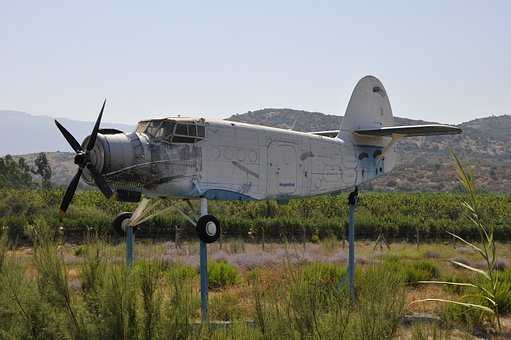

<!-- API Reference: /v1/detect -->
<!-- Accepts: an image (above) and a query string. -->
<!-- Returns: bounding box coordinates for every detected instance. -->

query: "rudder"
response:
[340,75,394,139]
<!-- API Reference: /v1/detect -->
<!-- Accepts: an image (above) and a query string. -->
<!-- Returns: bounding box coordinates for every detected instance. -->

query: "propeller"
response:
[55,100,113,216]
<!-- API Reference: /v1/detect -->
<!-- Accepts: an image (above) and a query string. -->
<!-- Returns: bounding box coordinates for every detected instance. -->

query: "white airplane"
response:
[54,75,461,242]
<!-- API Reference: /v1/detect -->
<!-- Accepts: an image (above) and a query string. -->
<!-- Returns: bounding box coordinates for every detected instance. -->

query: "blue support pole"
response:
[126,225,134,267]
[199,198,208,323]
[347,187,358,302]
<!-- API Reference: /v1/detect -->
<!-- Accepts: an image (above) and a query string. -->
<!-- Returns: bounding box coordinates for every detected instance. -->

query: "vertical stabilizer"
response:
[340,75,394,139]
[340,76,397,183]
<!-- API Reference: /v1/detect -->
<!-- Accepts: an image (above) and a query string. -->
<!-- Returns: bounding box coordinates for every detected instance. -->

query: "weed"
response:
[210,293,243,321]
[137,260,164,340]
[0,232,7,272]
[414,152,506,330]
[208,261,241,289]
[354,264,406,340]
[32,220,86,339]
[321,235,338,253]
[384,257,440,285]
[228,238,245,254]
[161,264,197,339]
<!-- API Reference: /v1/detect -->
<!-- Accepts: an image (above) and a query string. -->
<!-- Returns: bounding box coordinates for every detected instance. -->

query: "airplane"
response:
[54,75,461,243]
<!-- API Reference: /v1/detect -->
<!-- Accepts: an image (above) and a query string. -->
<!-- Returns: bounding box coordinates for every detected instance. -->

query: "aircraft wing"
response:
[354,124,462,137]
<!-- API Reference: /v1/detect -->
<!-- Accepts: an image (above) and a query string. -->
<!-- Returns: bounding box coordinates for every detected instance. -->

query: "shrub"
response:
[354,264,406,339]
[210,293,243,321]
[136,260,164,340]
[208,261,240,289]
[301,262,346,289]
[2,215,27,245]
[383,257,440,285]
[411,260,441,281]
[167,263,197,282]
[162,264,197,339]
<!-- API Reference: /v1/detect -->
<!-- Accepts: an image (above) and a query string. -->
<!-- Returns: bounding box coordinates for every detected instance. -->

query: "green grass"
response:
[208,261,241,289]
[0,188,510,243]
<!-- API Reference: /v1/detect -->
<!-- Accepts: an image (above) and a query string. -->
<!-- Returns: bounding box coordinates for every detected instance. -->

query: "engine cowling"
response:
[81,132,148,187]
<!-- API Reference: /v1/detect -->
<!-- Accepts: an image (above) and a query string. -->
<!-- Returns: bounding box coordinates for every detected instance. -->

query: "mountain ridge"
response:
[0,110,134,155]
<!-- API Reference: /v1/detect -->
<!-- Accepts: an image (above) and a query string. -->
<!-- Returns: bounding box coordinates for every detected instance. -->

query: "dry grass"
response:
[4,239,511,338]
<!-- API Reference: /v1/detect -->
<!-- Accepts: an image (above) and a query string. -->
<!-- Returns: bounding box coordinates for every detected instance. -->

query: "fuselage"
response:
[85,118,392,201]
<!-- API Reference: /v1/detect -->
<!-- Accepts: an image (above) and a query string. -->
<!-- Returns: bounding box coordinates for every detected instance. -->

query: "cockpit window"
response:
[197,125,205,137]
[136,121,150,133]
[175,124,188,135]
[154,121,175,139]
[137,119,205,144]
[145,120,163,137]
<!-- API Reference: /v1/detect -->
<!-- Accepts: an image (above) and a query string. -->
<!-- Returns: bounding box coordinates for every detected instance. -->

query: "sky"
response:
[1,0,510,125]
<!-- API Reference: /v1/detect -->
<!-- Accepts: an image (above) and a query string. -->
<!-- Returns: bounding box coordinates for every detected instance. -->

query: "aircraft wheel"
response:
[113,212,135,236]
[196,215,221,243]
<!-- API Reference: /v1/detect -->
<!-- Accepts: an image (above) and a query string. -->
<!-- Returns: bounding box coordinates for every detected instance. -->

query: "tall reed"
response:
[414,152,504,330]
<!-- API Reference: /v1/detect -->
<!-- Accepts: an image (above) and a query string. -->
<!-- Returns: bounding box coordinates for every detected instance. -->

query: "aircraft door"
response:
[268,143,297,195]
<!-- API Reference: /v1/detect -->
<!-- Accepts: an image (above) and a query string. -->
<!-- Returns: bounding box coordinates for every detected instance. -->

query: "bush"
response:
[208,261,240,289]
[354,264,406,339]
[2,215,27,245]
[302,262,346,289]
[167,263,197,282]
[210,293,243,321]
[383,257,440,285]
[411,260,441,281]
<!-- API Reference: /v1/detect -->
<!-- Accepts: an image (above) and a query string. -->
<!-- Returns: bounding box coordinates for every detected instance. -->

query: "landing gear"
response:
[113,212,135,236]
[196,214,221,243]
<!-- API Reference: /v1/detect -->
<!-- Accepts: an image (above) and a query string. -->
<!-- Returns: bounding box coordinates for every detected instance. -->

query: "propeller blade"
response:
[87,99,106,151]
[87,164,113,198]
[55,120,83,153]
[59,168,83,216]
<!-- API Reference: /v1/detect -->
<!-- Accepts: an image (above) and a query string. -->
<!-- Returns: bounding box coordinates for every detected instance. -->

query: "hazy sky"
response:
[1,0,510,124]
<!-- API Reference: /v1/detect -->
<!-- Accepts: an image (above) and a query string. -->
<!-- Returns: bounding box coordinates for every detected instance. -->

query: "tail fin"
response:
[338,76,461,185]
[339,75,394,140]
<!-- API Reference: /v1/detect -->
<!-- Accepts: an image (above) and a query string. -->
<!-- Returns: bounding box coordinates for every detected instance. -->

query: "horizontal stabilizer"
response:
[309,130,339,138]
[354,124,462,137]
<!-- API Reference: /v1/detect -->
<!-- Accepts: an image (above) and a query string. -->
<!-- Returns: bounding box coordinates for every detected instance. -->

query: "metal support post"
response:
[347,187,358,302]
[126,225,134,267]
[199,198,208,323]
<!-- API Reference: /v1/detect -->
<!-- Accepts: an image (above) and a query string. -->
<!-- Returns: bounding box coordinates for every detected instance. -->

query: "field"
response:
[2,236,511,339]
[1,189,510,244]
[1,189,511,338]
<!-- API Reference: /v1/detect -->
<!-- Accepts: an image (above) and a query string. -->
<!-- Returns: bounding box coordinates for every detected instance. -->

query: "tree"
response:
[0,155,34,188]
[32,153,52,189]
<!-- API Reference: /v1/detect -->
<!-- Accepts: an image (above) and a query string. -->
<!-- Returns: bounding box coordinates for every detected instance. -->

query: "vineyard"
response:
[1,188,510,244]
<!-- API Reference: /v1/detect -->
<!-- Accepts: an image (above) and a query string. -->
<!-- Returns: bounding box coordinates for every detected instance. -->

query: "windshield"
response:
[136,119,205,143]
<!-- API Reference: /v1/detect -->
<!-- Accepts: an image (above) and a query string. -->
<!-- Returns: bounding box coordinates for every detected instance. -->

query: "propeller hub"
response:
[74,152,89,167]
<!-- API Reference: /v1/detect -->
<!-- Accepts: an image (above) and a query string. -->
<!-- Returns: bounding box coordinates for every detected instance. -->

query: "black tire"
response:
[113,212,133,236]
[196,215,221,243]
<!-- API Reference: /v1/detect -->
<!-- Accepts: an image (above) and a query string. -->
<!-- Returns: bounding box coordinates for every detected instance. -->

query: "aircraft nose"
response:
[81,133,107,173]
[81,132,138,184]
